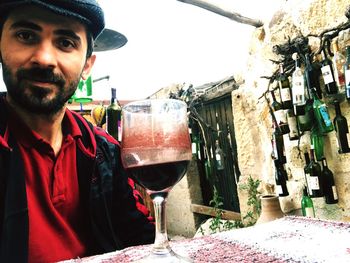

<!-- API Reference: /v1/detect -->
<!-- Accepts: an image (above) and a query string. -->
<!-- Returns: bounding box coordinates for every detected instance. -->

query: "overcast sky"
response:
[0,0,282,100]
[92,0,282,100]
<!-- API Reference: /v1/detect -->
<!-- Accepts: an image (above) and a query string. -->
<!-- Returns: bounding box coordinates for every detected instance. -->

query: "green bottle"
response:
[311,128,324,161]
[301,187,315,218]
[106,88,122,141]
[303,152,311,195]
[311,88,334,134]
[203,149,212,180]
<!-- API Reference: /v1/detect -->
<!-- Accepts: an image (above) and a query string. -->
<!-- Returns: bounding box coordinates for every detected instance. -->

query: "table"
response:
[61,216,350,262]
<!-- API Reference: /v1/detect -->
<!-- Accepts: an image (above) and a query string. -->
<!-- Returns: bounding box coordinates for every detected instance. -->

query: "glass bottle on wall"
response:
[305,145,324,198]
[270,90,289,135]
[321,158,338,204]
[311,129,324,162]
[303,152,311,195]
[271,121,287,164]
[297,100,314,133]
[292,53,307,115]
[189,122,201,159]
[274,160,289,197]
[321,48,338,95]
[304,52,322,99]
[331,39,346,92]
[278,63,293,109]
[301,187,316,218]
[215,140,225,171]
[311,88,334,134]
[287,109,300,140]
[333,99,350,153]
[344,46,350,101]
[190,128,199,158]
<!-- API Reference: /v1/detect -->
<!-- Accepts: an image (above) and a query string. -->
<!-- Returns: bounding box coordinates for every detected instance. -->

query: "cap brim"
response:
[94,28,127,52]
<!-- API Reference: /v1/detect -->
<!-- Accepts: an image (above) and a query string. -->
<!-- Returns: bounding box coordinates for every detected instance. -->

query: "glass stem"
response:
[151,192,172,255]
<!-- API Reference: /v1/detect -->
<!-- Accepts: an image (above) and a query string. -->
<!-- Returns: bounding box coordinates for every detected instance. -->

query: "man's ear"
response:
[81,54,96,80]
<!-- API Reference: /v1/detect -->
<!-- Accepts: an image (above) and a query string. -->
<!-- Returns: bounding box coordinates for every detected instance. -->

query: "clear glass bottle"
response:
[332,39,346,92]
[292,53,307,115]
[215,140,225,171]
[344,46,350,101]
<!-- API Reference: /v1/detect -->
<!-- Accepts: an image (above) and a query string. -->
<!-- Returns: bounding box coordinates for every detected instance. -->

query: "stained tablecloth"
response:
[60,216,350,262]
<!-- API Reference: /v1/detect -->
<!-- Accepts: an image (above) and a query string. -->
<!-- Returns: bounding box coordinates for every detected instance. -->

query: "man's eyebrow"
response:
[54,29,81,42]
[10,20,42,31]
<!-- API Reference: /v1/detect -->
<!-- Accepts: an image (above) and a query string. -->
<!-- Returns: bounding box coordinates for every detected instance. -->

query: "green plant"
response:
[239,175,261,226]
[207,186,243,234]
[208,186,224,233]
[198,175,261,235]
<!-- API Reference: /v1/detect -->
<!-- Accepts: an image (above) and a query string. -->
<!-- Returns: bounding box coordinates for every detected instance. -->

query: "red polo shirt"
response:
[7,106,94,263]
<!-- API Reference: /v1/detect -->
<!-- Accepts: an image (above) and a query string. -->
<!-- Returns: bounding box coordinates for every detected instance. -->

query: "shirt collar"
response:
[5,103,82,150]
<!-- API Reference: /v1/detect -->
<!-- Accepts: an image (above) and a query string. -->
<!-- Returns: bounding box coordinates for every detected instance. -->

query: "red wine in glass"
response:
[121,99,192,262]
[127,160,190,193]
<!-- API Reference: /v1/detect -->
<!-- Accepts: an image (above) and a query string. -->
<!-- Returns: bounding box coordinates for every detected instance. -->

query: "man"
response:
[0,1,155,262]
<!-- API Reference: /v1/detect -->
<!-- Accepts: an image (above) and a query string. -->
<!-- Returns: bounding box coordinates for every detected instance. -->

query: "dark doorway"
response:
[190,94,241,212]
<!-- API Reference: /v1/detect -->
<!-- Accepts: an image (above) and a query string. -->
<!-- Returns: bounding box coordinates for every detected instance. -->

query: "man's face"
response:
[0,5,95,114]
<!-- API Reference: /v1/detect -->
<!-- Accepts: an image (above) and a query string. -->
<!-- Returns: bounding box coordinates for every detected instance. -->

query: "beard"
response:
[1,62,80,115]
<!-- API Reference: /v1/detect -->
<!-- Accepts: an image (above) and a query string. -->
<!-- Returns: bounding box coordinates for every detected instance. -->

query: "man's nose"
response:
[29,41,57,68]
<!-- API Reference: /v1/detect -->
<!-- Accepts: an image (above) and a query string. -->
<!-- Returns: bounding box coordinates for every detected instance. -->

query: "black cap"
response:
[1,0,107,40]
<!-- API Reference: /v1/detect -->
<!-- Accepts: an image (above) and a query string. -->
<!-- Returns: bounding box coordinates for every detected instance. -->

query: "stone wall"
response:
[167,159,204,237]
[235,0,350,222]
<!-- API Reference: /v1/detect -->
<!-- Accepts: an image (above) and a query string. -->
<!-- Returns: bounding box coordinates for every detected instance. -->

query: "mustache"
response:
[17,67,65,86]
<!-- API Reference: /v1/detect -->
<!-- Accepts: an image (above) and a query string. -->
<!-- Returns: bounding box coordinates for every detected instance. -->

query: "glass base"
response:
[135,250,192,263]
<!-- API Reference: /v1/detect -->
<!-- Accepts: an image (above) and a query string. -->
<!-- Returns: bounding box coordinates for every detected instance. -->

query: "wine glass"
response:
[121,99,192,262]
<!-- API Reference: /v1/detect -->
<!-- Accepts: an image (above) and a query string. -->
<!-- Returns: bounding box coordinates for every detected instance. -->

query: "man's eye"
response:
[59,39,76,49]
[16,31,36,42]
